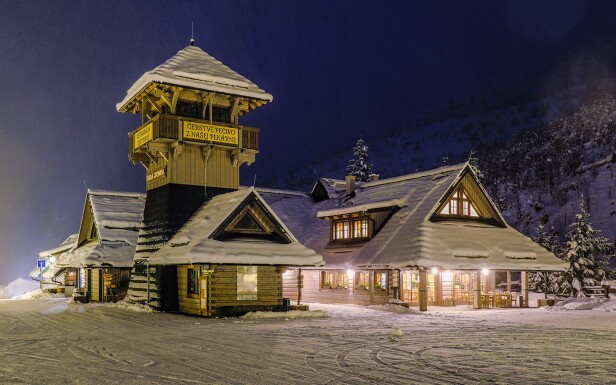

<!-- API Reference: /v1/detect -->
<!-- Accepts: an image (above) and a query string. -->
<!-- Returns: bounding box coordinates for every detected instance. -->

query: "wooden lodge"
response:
[57,189,145,303]
[146,188,322,317]
[260,164,569,310]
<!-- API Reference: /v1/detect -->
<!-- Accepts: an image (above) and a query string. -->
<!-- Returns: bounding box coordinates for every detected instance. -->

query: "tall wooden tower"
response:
[117,43,272,308]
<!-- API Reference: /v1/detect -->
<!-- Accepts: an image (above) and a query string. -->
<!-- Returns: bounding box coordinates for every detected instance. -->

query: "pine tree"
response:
[346,138,373,182]
[529,225,571,296]
[565,196,612,297]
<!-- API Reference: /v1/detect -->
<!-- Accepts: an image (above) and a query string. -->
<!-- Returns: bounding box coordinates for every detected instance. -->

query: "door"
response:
[200,274,209,316]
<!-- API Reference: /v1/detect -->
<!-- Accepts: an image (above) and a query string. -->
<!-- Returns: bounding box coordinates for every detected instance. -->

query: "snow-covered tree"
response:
[346,138,373,182]
[529,225,571,296]
[468,149,485,182]
[565,196,612,297]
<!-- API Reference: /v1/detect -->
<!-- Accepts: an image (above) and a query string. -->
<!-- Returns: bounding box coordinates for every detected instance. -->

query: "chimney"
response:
[345,175,356,195]
[369,173,380,182]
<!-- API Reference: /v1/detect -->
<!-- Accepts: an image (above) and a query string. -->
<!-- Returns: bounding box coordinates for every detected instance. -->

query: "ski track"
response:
[0,300,615,384]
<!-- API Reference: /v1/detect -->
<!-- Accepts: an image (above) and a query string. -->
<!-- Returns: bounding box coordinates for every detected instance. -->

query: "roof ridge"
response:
[360,163,466,188]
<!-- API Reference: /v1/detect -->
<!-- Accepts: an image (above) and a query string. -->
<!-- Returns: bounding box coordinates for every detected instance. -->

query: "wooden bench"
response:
[582,286,609,298]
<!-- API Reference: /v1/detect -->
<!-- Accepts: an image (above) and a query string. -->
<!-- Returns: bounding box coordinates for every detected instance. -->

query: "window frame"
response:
[439,188,480,218]
[187,266,200,298]
[236,266,258,301]
[332,217,371,241]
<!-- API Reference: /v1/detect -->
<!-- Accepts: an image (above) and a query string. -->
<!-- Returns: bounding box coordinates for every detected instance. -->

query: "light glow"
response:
[442,271,452,281]
[431,267,439,275]
[481,268,489,275]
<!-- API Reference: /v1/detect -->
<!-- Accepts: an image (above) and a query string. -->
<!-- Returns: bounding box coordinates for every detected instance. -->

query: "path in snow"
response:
[0,299,614,384]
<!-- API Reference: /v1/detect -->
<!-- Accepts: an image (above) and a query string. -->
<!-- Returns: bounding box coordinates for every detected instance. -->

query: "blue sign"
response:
[37,259,46,268]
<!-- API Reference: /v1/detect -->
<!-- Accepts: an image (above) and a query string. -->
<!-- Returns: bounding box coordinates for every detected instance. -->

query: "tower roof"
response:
[117,45,273,112]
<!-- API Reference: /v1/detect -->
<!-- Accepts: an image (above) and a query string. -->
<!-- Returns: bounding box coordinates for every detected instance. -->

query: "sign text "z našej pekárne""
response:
[183,121,239,146]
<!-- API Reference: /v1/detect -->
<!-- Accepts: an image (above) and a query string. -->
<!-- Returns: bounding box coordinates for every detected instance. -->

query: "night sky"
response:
[2,0,616,285]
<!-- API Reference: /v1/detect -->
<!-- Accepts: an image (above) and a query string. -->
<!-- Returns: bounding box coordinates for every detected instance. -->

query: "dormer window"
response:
[439,188,479,218]
[333,218,370,240]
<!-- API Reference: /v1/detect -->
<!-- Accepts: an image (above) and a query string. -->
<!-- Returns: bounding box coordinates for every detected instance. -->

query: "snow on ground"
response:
[0,277,38,299]
[109,299,155,313]
[545,297,616,312]
[16,288,57,300]
[0,300,614,384]
[241,309,328,320]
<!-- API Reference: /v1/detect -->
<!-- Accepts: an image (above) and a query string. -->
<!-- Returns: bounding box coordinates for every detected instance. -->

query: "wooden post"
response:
[506,271,512,293]
[418,270,428,311]
[297,268,302,306]
[473,270,482,309]
[521,271,529,308]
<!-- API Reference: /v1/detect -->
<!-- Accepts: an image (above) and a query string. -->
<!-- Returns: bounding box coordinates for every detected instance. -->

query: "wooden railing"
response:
[129,114,259,163]
[242,126,259,150]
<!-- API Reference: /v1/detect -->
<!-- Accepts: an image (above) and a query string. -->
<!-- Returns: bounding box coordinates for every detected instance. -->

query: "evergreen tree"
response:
[565,196,612,297]
[346,138,373,182]
[529,225,571,296]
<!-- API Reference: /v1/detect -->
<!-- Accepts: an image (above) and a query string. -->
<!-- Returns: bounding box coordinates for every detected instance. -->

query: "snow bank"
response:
[241,310,328,320]
[544,297,616,312]
[0,278,39,299]
[17,289,56,300]
[366,304,422,315]
[109,300,155,313]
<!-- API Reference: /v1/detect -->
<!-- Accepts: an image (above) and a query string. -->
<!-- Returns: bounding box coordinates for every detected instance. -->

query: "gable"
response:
[212,192,293,244]
[432,170,505,226]
[77,197,99,246]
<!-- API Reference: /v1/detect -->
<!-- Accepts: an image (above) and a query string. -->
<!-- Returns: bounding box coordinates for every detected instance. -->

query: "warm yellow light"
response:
[347,269,354,277]
[482,268,489,275]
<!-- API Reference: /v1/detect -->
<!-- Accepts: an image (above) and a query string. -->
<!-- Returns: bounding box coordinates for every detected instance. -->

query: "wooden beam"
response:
[171,88,182,114]
[201,93,212,119]
[159,92,173,109]
[144,95,161,113]
[230,98,241,124]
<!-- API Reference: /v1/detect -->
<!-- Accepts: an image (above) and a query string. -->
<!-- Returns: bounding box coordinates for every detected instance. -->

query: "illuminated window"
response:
[237,266,258,300]
[375,271,387,290]
[439,188,480,218]
[353,219,369,238]
[187,267,199,297]
[355,272,369,290]
[336,271,348,289]
[334,219,370,240]
[321,271,333,289]
[334,221,350,239]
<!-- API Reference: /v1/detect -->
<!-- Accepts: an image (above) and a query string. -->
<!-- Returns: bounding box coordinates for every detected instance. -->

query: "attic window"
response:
[439,188,479,218]
[333,219,370,240]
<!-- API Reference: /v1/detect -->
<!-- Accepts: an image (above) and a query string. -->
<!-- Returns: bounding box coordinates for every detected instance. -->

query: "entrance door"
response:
[200,274,209,317]
[402,271,436,304]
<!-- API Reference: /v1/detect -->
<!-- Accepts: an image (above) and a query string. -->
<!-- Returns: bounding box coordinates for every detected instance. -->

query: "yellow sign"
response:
[146,168,166,182]
[133,122,153,150]
[182,121,238,146]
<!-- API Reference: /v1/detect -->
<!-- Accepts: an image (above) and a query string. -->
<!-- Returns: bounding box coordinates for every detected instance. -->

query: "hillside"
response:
[268,91,616,246]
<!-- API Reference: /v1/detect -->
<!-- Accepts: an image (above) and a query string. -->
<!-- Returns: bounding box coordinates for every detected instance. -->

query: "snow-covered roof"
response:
[147,188,323,267]
[59,190,146,268]
[58,241,137,268]
[38,233,78,258]
[117,45,272,112]
[260,164,568,271]
[88,189,146,245]
[310,178,346,200]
